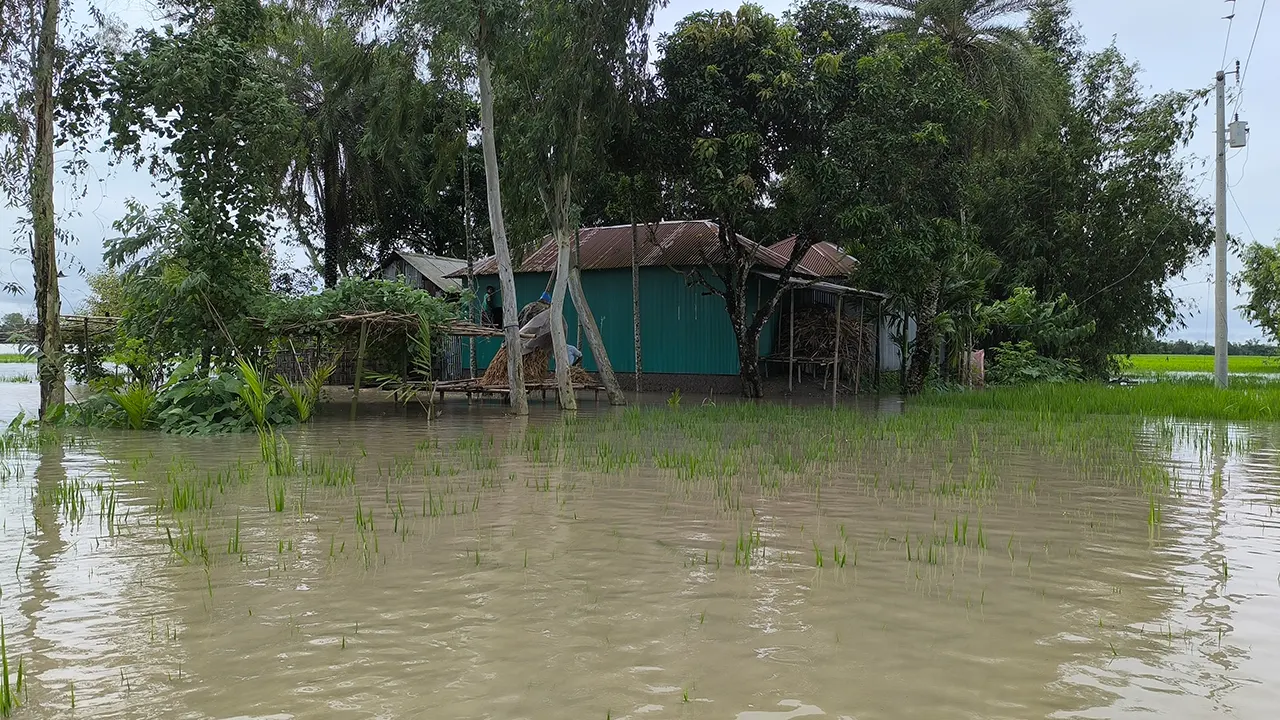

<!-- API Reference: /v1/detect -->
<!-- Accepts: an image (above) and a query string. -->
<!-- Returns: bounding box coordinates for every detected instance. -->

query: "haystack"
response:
[480,345,595,388]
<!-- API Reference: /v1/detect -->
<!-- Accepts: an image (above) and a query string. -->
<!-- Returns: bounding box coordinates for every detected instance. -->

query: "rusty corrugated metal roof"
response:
[455,220,808,277]
[767,238,857,279]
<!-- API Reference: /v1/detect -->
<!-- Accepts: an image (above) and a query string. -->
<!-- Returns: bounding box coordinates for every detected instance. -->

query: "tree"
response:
[970,4,1214,372]
[859,0,1053,391]
[391,0,528,413]
[1237,242,1280,344]
[106,0,299,367]
[269,8,476,286]
[834,36,984,393]
[2,0,62,415]
[860,0,1052,144]
[496,0,654,408]
[655,2,875,397]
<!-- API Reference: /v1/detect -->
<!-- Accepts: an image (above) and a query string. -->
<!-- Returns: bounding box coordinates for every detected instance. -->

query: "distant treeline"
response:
[1138,339,1279,356]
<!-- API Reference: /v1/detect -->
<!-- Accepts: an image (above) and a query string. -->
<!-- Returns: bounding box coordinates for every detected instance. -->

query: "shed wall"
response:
[470,268,778,376]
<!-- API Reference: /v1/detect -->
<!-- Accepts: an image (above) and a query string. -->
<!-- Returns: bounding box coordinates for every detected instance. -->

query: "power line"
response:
[1221,0,1238,70]
[1228,186,1260,245]
[1240,0,1269,86]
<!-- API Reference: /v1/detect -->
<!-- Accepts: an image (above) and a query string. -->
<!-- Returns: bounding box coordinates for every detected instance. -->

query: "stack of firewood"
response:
[780,306,875,367]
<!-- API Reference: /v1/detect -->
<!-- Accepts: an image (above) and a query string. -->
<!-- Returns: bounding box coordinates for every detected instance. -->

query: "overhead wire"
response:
[1221,0,1238,70]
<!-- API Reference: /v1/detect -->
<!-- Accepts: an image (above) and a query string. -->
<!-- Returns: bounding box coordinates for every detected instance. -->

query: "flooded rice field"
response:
[2,399,1279,719]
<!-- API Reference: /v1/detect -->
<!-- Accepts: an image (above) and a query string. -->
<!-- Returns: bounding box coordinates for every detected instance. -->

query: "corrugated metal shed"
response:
[466,267,780,376]
[458,220,803,277]
[766,238,858,279]
[378,252,467,293]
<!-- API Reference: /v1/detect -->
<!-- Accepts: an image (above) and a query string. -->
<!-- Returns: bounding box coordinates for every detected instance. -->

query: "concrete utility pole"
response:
[1214,70,1229,389]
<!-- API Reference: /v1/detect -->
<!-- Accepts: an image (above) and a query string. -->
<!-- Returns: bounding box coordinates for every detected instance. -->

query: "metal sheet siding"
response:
[471,267,756,376]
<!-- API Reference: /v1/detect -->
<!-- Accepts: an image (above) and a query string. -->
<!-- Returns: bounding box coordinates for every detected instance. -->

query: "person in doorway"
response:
[483,285,502,327]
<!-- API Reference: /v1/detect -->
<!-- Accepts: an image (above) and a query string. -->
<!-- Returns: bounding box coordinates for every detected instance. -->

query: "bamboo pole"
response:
[855,296,864,395]
[350,319,369,420]
[832,295,843,407]
[788,289,795,392]
[575,226,583,349]
[82,316,90,382]
[632,218,641,393]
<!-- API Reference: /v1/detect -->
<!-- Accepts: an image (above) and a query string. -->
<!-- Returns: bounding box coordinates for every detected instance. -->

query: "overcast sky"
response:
[1,0,1274,343]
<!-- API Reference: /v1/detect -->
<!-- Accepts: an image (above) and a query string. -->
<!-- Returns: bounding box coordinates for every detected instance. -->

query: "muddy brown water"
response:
[1,396,1279,719]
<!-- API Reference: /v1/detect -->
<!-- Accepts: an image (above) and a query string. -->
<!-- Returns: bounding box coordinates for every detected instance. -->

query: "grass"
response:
[919,378,1280,423]
[0,375,31,383]
[0,354,30,364]
[1123,354,1280,374]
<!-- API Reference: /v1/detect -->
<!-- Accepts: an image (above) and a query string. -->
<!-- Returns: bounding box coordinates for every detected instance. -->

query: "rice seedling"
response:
[268,479,287,513]
[0,619,24,718]
[260,429,295,476]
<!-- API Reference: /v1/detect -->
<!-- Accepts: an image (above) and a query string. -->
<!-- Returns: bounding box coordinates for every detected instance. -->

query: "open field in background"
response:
[0,354,30,363]
[920,378,1280,423]
[1122,354,1280,374]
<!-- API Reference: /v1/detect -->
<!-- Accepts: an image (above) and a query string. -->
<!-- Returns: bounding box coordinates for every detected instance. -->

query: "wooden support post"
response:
[632,219,641,394]
[875,301,883,392]
[855,297,864,395]
[832,296,843,407]
[82,316,90,382]
[349,320,369,421]
[788,289,795,392]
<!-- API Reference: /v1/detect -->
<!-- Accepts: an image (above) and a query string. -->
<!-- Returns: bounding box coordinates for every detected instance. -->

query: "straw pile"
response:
[480,345,595,388]
[781,306,875,366]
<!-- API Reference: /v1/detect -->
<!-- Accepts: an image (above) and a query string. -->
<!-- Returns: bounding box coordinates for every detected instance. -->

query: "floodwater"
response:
[1,399,1279,720]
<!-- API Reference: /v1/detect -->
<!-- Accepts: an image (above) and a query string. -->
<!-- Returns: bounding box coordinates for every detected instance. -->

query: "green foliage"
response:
[970,4,1213,373]
[275,356,336,423]
[268,7,477,284]
[1237,241,1280,343]
[986,341,1082,385]
[79,357,297,434]
[105,0,297,364]
[106,383,158,430]
[976,286,1094,354]
[105,200,273,370]
[861,0,1056,146]
[235,357,275,428]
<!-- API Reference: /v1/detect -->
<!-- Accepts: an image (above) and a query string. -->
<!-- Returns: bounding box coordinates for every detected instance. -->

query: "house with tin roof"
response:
[450,220,907,393]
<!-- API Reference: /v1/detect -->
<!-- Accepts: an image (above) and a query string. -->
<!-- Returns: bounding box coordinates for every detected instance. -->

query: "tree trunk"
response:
[321,150,341,289]
[737,327,764,398]
[32,0,63,418]
[722,275,762,398]
[462,135,476,378]
[549,223,576,410]
[905,274,942,395]
[632,219,641,393]
[477,47,527,414]
[568,266,625,405]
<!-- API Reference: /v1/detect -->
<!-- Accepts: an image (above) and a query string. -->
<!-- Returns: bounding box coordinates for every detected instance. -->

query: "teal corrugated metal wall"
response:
[470,268,779,376]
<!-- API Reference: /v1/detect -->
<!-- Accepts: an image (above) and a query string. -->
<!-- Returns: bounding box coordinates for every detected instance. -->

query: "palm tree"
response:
[862,0,1051,145]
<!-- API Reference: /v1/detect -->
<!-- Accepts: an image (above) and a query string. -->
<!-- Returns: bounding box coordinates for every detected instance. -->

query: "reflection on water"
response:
[0,406,1278,719]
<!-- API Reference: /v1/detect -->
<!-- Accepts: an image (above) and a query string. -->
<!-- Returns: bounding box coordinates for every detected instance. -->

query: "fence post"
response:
[350,320,370,420]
